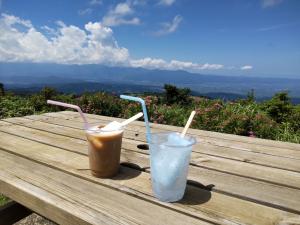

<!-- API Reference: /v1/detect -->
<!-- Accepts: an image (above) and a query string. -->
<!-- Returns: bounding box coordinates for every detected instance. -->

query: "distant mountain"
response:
[7,82,164,96]
[1,62,300,101]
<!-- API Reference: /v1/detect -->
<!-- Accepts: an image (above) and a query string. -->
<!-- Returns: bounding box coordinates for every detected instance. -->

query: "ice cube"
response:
[167,133,190,146]
[151,145,187,188]
[86,125,101,134]
[101,121,122,131]
[153,158,183,188]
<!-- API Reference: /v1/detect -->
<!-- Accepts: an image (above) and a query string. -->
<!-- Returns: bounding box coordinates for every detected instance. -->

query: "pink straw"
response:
[47,100,90,129]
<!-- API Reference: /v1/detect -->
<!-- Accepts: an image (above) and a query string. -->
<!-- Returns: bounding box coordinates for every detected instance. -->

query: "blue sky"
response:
[0,0,299,77]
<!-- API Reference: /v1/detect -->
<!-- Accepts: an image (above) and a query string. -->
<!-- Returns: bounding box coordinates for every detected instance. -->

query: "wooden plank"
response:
[0,138,225,225]
[0,129,299,225]
[10,114,300,165]
[12,115,300,173]
[0,151,210,225]
[49,112,300,160]
[1,122,300,213]
[0,201,32,225]
[57,111,300,151]
[2,117,84,139]
[2,119,300,190]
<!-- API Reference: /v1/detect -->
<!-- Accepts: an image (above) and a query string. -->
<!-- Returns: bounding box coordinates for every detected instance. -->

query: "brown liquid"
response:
[86,128,123,178]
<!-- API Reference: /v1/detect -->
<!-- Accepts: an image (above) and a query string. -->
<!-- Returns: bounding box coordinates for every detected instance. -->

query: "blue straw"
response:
[120,95,151,143]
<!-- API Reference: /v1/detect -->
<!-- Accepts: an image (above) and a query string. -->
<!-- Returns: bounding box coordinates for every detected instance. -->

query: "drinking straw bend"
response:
[47,100,89,129]
[120,95,151,142]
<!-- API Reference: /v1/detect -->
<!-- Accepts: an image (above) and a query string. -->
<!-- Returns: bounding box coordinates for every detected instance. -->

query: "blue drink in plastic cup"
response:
[149,132,196,202]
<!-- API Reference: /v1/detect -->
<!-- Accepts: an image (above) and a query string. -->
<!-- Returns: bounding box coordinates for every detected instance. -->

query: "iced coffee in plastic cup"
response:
[46,100,143,178]
[85,125,124,178]
[149,132,196,202]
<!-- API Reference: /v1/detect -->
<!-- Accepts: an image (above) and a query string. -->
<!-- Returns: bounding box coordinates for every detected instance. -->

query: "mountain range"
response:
[1,62,299,103]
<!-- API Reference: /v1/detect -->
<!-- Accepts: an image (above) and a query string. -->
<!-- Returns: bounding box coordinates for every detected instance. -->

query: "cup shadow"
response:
[112,162,142,180]
[178,180,214,205]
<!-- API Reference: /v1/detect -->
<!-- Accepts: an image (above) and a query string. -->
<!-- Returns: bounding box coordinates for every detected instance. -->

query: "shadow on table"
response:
[178,180,214,205]
[112,162,142,180]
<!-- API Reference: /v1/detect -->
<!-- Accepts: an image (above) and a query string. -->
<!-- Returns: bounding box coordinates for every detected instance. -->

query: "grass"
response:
[0,194,9,206]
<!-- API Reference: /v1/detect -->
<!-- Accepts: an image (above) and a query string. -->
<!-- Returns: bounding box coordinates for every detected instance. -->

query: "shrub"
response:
[0,95,34,118]
[0,86,299,143]
[262,92,293,123]
[0,83,4,96]
[275,122,300,143]
[163,84,191,105]
[40,86,58,100]
[78,92,123,117]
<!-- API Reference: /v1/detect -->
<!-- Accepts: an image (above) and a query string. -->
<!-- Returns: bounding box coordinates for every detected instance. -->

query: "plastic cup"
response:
[149,132,196,202]
[85,125,124,178]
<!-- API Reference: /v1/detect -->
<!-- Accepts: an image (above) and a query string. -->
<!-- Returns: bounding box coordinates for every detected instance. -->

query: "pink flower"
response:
[195,109,204,115]
[204,107,212,112]
[248,131,256,138]
[213,103,222,109]
[145,96,152,106]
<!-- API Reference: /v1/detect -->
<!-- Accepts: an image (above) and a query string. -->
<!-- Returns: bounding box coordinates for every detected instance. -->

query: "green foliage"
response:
[0,83,4,96]
[0,86,299,143]
[163,84,191,105]
[40,86,58,100]
[275,122,300,143]
[246,89,255,103]
[78,92,123,117]
[262,92,293,123]
[0,95,35,118]
[0,194,9,206]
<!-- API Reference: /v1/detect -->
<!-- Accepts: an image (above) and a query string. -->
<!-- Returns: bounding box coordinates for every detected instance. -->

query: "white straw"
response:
[47,100,89,129]
[181,111,196,138]
[121,112,143,126]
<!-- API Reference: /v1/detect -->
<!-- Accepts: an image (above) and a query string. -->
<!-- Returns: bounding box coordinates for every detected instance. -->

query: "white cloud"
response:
[153,15,182,36]
[115,2,133,14]
[240,65,253,70]
[41,25,57,36]
[89,0,102,5]
[1,13,32,28]
[131,57,167,69]
[56,20,66,27]
[0,13,129,65]
[78,8,93,16]
[158,0,175,6]
[130,58,224,72]
[257,22,299,32]
[262,0,283,8]
[102,2,140,27]
[132,0,147,6]
[0,13,237,74]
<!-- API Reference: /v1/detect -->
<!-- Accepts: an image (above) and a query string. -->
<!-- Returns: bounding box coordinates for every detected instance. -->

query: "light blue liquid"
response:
[149,132,195,202]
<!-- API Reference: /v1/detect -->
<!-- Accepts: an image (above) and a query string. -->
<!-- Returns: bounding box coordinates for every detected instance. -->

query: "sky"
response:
[0,0,299,77]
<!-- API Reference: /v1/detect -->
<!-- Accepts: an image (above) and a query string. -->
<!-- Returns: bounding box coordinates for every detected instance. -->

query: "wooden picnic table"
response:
[0,111,300,225]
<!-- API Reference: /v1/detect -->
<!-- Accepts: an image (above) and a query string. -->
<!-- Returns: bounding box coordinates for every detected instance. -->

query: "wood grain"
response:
[0,151,210,225]
[2,112,300,224]
[57,111,300,151]
[2,119,300,190]
[0,127,299,225]
[12,115,300,173]
[44,112,300,159]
